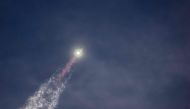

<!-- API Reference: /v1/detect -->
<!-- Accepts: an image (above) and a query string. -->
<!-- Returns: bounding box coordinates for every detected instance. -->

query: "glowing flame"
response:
[73,48,83,58]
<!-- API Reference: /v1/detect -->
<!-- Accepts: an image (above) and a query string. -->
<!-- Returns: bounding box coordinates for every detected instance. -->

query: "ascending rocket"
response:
[58,48,83,80]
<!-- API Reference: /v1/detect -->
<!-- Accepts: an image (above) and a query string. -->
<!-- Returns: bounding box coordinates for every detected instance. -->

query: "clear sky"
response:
[1,0,190,109]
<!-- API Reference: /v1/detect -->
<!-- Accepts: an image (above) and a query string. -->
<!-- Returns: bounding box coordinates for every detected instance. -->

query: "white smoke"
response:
[20,74,69,109]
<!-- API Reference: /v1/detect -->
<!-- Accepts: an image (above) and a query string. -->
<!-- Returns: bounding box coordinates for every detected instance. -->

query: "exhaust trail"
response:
[20,48,83,109]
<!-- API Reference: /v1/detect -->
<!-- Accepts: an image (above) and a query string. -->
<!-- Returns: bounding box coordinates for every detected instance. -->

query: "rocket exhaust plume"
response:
[20,48,83,109]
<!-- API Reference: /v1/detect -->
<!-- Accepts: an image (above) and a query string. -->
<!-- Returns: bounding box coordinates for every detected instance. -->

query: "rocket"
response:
[58,48,83,80]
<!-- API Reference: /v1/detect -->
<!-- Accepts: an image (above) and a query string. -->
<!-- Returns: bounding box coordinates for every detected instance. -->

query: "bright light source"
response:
[73,48,83,58]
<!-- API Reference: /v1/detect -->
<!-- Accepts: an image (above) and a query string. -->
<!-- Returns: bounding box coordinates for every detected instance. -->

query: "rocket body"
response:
[57,48,83,80]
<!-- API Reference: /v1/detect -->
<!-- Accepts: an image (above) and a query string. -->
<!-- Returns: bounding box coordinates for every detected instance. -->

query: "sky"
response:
[1,0,190,109]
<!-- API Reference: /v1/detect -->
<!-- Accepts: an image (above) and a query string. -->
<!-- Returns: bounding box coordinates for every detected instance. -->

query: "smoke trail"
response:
[20,58,75,109]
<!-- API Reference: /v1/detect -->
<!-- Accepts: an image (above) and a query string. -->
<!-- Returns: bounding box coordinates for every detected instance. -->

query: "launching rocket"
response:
[58,48,83,80]
[21,48,84,109]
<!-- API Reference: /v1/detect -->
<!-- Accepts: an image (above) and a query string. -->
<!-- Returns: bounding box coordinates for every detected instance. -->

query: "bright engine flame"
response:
[73,48,83,58]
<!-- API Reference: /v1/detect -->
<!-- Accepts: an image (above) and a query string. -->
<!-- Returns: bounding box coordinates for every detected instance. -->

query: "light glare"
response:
[74,48,83,58]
